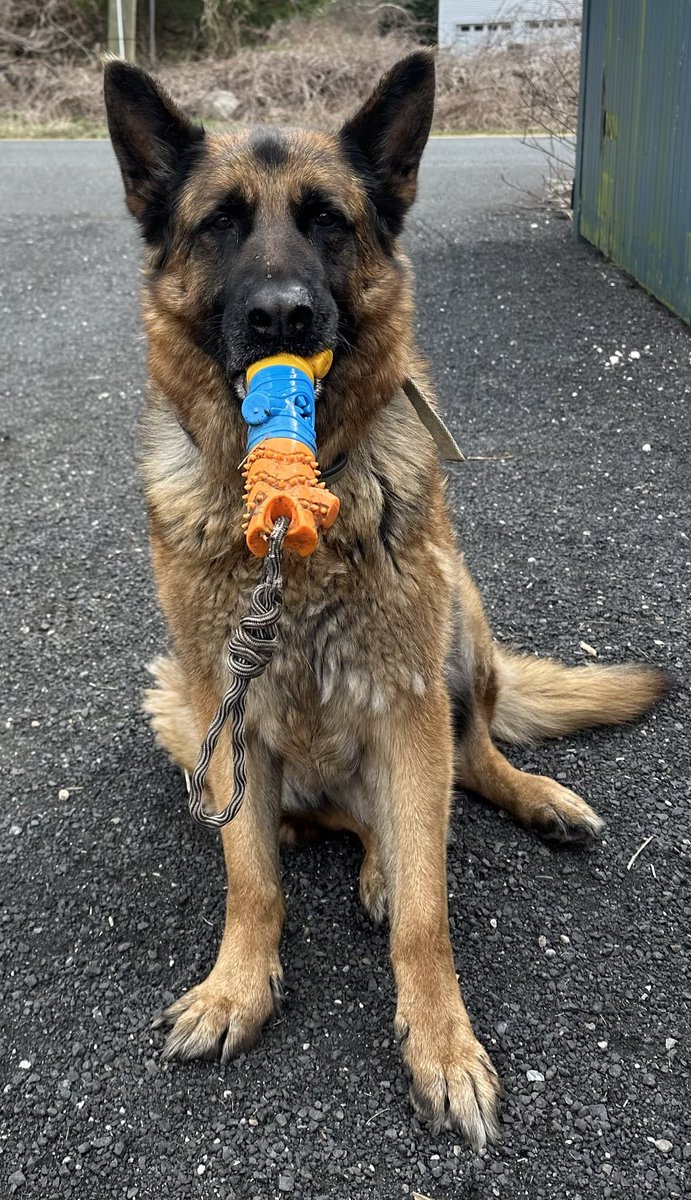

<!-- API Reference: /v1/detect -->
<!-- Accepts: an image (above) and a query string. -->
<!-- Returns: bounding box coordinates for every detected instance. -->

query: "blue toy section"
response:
[242,363,317,455]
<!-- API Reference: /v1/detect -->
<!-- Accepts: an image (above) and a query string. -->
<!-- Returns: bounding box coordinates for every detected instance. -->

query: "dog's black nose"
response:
[247,283,314,343]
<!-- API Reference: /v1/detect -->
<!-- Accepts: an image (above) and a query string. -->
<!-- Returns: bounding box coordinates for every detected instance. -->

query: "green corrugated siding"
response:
[574,0,691,323]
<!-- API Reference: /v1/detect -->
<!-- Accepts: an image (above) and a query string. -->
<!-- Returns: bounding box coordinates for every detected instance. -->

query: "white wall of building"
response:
[438,1,580,51]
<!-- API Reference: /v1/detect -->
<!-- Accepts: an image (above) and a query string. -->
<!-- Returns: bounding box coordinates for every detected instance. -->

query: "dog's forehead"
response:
[177,126,367,221]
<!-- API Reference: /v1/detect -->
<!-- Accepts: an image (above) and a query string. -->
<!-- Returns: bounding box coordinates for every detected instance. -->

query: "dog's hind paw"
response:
[529,782,604,846]
[359,851,387,923]
[153,965,282,1066]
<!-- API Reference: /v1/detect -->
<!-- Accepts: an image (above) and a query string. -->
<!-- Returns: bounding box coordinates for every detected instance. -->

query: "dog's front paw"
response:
[154,965,282,1065]
[396,1006,501,1151]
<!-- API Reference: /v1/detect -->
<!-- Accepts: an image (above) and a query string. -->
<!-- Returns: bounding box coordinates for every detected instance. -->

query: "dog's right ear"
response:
[103,58,204,237]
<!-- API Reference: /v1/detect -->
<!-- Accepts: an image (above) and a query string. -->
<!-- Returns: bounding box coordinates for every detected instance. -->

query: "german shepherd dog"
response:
[103,51,664,1150]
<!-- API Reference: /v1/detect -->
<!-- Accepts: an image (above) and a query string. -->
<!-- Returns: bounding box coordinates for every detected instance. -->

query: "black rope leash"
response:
[187,517,288,830]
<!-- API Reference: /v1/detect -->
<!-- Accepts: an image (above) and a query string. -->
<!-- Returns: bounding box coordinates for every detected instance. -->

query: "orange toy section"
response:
[242,437,340,557]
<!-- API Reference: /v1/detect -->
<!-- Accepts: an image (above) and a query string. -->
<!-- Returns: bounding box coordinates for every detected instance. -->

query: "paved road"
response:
[1,137,689,1200]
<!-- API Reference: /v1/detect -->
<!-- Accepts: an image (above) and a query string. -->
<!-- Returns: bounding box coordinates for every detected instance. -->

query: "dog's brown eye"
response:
[211,212,233,231]
[313,210,337,227]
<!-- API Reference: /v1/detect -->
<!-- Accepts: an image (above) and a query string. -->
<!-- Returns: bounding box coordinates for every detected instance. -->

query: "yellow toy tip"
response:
[245,350,333,386]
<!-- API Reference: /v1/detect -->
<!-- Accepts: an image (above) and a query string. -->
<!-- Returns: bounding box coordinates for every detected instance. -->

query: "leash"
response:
[187,516,288,830]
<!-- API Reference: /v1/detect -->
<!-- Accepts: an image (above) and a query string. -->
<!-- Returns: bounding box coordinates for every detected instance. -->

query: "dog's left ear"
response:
[103,57,204,237]
[340,50,435,238]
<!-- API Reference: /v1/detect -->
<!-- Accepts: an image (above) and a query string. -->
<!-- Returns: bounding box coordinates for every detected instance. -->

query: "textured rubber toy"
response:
[241,352,340,557]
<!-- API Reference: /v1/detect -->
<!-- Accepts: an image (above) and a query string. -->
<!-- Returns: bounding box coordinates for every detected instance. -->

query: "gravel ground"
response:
[1,137,689,1200]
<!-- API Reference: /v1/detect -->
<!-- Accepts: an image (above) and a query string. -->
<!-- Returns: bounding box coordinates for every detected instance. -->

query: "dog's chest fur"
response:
[251,557,435,792]
[143,390,456,794]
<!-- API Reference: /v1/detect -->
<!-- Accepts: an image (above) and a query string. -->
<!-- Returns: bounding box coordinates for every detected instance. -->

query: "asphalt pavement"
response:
[1,135,689,1200]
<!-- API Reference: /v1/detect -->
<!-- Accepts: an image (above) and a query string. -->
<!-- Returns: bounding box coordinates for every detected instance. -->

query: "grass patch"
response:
[0,120,559,141]
[0,112,108,139]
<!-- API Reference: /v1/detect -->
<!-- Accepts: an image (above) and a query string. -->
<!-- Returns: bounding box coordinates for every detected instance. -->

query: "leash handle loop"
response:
[187,517,288,831]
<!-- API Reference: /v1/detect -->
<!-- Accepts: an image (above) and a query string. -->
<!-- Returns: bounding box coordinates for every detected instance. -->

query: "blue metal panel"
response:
[574,0,691,323]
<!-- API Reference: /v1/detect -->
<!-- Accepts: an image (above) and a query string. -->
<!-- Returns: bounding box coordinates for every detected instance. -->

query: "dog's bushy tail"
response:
[490,648,667,744]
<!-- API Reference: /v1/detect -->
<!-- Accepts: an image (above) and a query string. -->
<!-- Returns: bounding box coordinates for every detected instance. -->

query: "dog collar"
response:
[320,452,349,483]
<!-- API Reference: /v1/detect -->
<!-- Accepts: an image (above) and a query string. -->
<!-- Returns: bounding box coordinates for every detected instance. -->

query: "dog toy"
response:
[241,350,340,557]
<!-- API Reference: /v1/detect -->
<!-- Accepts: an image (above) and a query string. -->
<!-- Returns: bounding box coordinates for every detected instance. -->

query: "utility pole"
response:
[108,0,138,61]
[149,0,156,64]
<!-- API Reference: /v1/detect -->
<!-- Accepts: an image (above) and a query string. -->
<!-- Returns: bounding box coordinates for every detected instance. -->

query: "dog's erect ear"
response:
[103,58,204,238]
[340,50,435,238]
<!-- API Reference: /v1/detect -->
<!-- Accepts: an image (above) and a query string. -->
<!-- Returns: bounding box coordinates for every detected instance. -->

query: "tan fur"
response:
[457,724,605,842]
[382,684,500,1143]
[144,654,200,771]
[152,680,286,1064]
[104,55,666,1151]
[491,650,666,743]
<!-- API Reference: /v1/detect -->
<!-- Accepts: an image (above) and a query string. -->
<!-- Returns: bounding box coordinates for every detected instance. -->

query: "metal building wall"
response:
[574,0,691,323]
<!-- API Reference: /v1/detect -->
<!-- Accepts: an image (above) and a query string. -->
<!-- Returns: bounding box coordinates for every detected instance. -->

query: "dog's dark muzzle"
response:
[223,279,339,380]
